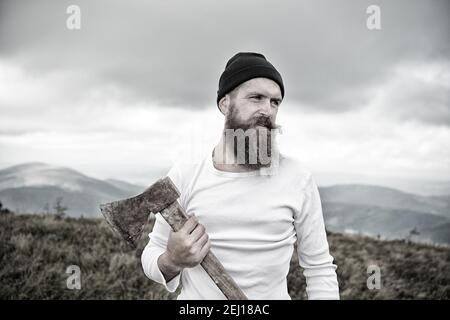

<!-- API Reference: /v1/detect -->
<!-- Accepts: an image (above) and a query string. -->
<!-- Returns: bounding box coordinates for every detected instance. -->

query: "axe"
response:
[99,176,248,300]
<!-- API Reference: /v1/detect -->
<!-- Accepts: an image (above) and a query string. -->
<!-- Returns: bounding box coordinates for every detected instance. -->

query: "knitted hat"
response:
[216,52,284,108]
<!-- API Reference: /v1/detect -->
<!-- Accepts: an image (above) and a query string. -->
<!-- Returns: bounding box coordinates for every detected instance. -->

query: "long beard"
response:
[223,105,279,169]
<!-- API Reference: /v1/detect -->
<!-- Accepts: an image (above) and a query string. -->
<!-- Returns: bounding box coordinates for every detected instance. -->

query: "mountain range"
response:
[0,162,448,245]
[0,162,146,218]
[319,185,450,244]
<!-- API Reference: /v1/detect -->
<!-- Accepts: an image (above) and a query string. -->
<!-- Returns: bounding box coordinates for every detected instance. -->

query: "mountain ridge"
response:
[0,162,448,244]
[0,162,145,217]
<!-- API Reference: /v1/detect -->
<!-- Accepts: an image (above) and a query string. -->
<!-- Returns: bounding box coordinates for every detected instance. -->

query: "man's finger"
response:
[199,240,211,259]
[190,223,206,242]
[194,232,208,247]
[180,215,198,234]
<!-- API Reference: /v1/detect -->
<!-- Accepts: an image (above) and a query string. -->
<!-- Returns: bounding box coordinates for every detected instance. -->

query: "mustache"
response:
[250,116,277,130]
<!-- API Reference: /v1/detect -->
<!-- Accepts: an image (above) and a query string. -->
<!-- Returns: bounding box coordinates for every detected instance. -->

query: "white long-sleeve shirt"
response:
[141,150,340,300]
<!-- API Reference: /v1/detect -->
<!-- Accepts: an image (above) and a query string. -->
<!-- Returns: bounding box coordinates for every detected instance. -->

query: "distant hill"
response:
[0,163,145,217]
[315,171,450,196]
[322,202,450,245]
[319,184,450,245]
[1,162,449,245]
[105,179,145,195]
[319,184,450,217]
[419,222,450,245]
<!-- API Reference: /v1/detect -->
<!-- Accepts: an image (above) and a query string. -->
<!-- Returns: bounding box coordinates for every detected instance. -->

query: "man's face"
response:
[223,78,282,168]
[224,77,282,129]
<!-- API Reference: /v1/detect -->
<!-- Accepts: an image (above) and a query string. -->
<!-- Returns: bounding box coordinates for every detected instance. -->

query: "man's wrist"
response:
[158,251,182,282]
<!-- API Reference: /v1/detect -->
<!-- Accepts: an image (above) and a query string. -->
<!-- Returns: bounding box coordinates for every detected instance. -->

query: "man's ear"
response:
[218,95,230,115]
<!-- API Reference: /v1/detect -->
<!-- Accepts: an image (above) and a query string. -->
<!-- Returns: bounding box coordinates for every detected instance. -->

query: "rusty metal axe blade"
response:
[99,177,179,248]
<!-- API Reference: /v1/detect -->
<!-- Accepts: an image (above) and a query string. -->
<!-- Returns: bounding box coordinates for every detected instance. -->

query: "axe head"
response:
[100,176,179,248]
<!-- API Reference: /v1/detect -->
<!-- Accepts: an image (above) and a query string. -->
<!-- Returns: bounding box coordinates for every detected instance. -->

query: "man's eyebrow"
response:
[246,91,282,101]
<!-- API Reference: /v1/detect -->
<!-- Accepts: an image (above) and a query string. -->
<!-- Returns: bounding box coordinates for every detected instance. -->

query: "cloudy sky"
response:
[0,0,448,193]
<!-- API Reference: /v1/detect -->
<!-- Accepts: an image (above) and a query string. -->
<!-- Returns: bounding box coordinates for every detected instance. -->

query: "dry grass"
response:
[0,211,448,299]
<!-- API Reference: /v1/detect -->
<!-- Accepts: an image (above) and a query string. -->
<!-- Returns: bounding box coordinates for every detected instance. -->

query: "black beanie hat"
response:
[216,52,284,107]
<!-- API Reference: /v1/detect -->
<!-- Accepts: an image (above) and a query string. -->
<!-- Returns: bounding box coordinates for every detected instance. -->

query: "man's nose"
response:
[258,98,272,116]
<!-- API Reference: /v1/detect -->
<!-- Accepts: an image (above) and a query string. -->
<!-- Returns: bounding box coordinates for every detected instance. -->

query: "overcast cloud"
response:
[0,0,448,189]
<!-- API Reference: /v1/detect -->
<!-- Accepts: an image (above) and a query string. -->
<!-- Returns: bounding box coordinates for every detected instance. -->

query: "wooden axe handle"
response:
[160,201,248,300]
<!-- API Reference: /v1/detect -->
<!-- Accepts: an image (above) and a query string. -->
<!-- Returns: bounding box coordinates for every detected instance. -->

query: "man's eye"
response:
[250,95,262,100]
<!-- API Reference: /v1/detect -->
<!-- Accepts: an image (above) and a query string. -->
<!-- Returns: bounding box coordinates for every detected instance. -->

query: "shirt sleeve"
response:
[141,212,182,293]
[140,165,184,293]
[294,173,340,300]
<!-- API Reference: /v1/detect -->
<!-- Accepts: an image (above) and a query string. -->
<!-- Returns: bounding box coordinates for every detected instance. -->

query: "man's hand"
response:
[158,214,211,282]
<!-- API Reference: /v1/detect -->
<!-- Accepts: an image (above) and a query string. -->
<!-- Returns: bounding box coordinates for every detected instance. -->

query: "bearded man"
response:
[141,52,340,300]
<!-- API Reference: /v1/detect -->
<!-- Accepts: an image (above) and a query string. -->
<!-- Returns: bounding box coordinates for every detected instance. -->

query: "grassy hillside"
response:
[0,211,448,299]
